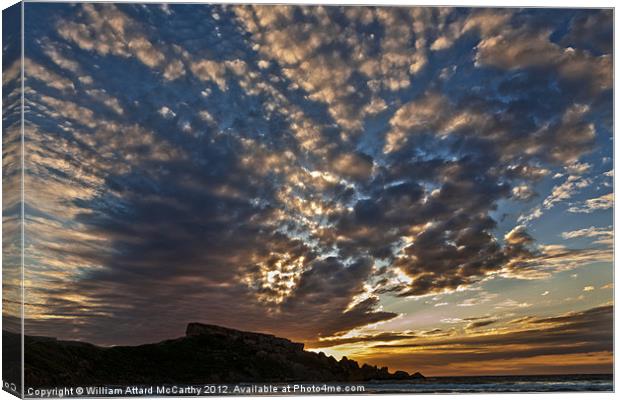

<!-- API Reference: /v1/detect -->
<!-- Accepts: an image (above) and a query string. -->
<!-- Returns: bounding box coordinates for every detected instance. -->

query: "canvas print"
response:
[2,2,614,397]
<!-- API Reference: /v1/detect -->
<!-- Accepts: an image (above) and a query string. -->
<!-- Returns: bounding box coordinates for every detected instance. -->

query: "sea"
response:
[363,374,613,393]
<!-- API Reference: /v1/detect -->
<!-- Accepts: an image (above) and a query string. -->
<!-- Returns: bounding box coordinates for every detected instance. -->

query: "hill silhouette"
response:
[3,324,424,387]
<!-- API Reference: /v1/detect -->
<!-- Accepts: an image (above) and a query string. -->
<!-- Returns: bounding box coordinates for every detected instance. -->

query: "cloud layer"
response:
[8,4,613,352]
[359,305,613,376]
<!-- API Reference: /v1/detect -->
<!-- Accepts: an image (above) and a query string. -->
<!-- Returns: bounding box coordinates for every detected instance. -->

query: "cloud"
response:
[24,59,76,92]
[474,22,611,96]
[56,4,183,80]
[383,93,451,153]
[332,152,374,181]
[2,32,23,333]
[500,243,612,280]
[568,193,613,213]
[189,59,242,91]
[561,10,613,54]
[457,291,498,307]
[565,162,591,175]
[279,258,399,337]
[562,226,613,245]
[493,299,532,309]
[310,305,613,376]
[430,9,512,53]
[233,6,436,132]
[521,172,593,223]
[466,318,498,330]
[85,89,124,115]
[600,283,613,290]
[430,9,612,98]
[158,106,176,119]
[511,185,536,201]
[543,175,591,209]
[362,305,612,375]
[517,206,542,225]
[15,4,613,349]
[308,331,417,348]
[440,318,465,324]
[504,225,533,246]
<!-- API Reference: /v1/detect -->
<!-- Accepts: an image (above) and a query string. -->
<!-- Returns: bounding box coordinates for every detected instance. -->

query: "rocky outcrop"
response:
[182,323,422,383]
[7,324,425,388]
[186,323,306,352]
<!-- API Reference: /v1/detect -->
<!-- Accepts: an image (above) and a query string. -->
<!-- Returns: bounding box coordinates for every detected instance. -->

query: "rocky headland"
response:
[3,323,424,388]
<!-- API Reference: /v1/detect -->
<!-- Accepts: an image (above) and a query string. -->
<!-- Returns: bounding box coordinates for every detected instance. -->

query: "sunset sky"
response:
[4,3,613,376]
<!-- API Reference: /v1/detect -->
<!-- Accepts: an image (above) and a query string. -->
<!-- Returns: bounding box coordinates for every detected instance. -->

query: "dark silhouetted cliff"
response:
[4,324,424,387]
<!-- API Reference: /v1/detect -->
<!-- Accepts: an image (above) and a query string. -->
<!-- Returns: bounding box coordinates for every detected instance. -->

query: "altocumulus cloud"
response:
[7,4,612,345]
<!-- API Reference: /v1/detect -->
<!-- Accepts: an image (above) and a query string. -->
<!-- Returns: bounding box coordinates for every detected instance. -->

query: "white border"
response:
[0,1,616,400]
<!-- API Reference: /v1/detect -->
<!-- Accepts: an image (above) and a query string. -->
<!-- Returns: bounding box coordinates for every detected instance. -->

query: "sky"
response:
[2,3,613,376]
